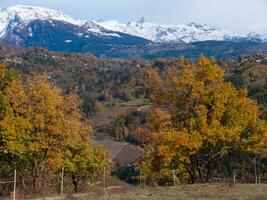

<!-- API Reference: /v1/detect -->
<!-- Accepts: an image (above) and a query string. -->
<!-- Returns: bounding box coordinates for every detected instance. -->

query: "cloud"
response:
[1,0,267,34]
[177,0,267,34]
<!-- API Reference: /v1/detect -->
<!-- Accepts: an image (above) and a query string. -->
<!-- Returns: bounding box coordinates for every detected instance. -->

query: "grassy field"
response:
[69,184,267,200]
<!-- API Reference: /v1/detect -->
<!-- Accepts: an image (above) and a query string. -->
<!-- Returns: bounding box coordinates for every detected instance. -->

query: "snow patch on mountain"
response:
[247,32,267,42]
[99,18,243,43]
[0,5,85,37]
[1,5,85,24]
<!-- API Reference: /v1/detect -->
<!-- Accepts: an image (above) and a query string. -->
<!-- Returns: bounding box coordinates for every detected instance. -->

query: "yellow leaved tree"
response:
[142,56,267,184]
[0,64,109,194]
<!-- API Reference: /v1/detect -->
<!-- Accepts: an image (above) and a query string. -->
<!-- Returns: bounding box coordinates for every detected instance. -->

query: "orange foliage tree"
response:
[0,64,109,194]
[142,56,267,184]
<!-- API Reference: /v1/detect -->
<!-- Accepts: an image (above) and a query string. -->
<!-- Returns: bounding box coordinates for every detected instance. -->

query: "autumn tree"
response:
[0,64,31,187]
[0,64,109,194]
[143,56,267,184]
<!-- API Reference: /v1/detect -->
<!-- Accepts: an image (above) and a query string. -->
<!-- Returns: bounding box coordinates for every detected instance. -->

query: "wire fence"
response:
[0,163,265,200]
[0,167,108,200]
[0,169,16,200]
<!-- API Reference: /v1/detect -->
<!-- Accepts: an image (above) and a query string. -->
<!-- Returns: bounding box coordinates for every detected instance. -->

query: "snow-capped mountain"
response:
[246,32,267,42]
[0,5,150,54]
[0,5,84,37]
[0,5,142,42]
[1,5,266,44]
[99,18,241,43]
[0,5,266,58]
[0,5,110,38]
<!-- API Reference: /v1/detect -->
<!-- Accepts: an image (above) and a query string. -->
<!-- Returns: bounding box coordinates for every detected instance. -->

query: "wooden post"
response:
[172,170,176,186]
[103,166,106,192]
[254,158,258,184]
[139,168,142,186]
[13,169,16,200]
[61,167,64,195]
[233,171,236,184]
[258,166,261,184]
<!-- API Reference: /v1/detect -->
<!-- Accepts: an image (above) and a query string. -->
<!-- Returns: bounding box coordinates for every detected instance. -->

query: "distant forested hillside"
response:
[0,43,266,117]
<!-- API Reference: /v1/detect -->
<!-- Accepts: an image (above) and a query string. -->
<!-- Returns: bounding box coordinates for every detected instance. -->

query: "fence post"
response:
[139,168,142,186]
[258,166,261,184]
[103,166,106,192]
[254,158,258,184]
[172,170,176,186]
[233,171,236,184]
[13,169,16,200]
[61,167,64,195]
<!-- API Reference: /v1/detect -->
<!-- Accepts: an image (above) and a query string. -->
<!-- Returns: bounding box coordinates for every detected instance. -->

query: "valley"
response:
[0,3,266,199]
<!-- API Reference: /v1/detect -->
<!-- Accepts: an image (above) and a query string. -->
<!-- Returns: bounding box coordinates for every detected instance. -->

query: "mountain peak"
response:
[136,17,146,24]
[0,4,86,37]
[1,4,84,25]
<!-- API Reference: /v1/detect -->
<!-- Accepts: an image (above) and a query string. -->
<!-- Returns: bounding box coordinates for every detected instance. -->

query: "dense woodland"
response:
[0,44,266,197]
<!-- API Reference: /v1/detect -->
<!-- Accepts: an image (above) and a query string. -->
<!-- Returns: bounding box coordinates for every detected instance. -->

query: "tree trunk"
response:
[188,170,196,184]
[72,174,79,192]
[32,161,39,194]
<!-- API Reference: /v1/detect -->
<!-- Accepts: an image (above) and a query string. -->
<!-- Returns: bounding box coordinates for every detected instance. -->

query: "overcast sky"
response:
[0,0,267,34]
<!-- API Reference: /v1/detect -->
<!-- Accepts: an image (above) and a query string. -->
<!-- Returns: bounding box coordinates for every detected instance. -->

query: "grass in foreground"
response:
[69,184,267,200]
